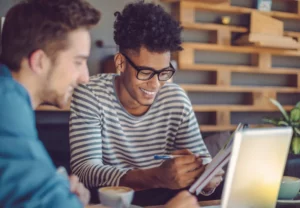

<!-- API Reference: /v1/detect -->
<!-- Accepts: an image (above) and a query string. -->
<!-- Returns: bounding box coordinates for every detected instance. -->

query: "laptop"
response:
[204,127,293,208]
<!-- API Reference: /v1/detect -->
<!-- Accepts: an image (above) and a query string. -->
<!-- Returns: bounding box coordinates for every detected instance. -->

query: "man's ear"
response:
[28,49,48,74]
[114,53,125,74]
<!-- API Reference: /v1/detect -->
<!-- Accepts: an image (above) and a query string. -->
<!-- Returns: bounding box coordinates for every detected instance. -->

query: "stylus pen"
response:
[154,154,211,160]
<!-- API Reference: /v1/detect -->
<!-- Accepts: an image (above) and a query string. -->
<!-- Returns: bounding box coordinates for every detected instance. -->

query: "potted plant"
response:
[263,98,300,155]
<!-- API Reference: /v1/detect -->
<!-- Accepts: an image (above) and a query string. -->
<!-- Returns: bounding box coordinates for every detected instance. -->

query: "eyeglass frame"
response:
[120,53,176,81]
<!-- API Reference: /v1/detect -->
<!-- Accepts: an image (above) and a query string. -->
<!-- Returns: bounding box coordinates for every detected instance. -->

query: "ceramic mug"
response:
[278,176,300,200]
[98,186,134,208]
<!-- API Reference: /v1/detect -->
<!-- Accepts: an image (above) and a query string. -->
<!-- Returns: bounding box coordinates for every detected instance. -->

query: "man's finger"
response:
[216,169,225,176]
[187,165,205,179]
[177,191,198,206]
[179,159,203,174]
[76,183,85,195]
[184,178,197,187]
[174,155,197,165]
[77,183,88,204]
[72,182,90,205]
[205,175,223,190]
[84,188,91,204]
[69,175,79,192]
[175,190,193,199]
[171,149,194,156]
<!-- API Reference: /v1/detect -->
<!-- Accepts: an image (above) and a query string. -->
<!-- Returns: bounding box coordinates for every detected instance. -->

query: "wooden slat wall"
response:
[37,0,300,133]
[164,0,300,132]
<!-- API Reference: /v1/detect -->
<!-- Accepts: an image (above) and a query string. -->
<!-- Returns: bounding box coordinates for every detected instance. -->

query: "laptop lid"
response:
[221,127,293,208]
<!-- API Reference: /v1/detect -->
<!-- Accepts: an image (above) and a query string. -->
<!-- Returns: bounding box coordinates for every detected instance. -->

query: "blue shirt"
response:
[0,64,82,208]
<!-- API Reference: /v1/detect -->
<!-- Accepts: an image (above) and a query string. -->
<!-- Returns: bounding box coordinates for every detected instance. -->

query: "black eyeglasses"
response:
[121,53,176,81]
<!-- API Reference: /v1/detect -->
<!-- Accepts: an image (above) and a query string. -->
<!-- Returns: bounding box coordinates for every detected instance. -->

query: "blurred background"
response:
[1,0,300,178]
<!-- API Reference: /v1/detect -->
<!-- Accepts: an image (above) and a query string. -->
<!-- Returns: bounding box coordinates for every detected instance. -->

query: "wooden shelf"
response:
[200,124,273,132]
[163,0,300,132]
[181,22,248,33]
[235,34,300,50]
[181,1,300,20]
[284,31,300,38]
[163,0,295,3]
[193,105,294,112]
[162,0,229,2]
[179,63,300,75]
[182,42,300,56]
[36,105,70,111]
[161,0,178,2]
[180,84,300,93]
[182,22,300,40]
[200,125,237,132]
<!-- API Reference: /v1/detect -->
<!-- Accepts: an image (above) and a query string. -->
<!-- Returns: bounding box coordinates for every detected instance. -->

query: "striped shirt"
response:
[69,74,210,188]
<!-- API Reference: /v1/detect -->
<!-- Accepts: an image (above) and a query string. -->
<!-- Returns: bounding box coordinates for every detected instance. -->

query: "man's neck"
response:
[115,76,150,116]
[11,69,42,110]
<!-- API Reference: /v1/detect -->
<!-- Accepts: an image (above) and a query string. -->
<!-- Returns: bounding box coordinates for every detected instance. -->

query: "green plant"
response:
[263,98,300,154]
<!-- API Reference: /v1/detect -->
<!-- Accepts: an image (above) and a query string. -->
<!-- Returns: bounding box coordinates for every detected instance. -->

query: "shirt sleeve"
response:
[174,99,211,157]
[0,88,82,208]
[69,85,130,188]
[173,91,215,196]
[0,154,83,208]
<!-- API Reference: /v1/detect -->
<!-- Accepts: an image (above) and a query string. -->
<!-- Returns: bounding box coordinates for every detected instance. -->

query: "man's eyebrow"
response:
[137,63,170,68]
[75,55,89,60]
[138,65,171,71]
[136,65,155,69]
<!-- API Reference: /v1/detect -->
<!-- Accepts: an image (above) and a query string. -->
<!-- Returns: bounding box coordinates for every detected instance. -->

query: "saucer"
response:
[277,193,300,205]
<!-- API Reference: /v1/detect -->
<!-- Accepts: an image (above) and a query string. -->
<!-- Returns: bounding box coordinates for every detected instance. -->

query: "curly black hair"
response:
[113,1,182,53]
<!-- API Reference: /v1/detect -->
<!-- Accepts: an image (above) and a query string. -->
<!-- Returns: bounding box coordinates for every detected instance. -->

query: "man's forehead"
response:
[66,29,91,50]
[130,49,170,68]
[131,47,170,56]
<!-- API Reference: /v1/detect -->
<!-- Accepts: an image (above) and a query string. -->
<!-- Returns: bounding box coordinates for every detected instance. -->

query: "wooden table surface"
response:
[86,199,300,208]
[86,200,221,208]
[145,200,221,207]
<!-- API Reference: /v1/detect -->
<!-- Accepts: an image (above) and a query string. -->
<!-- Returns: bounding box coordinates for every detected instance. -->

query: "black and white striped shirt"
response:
[69,74,210,188]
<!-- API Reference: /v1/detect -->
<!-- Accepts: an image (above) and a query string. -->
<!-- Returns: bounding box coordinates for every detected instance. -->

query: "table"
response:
[86,200,221,208]
[86,199,300,208]
[144,200,221,207]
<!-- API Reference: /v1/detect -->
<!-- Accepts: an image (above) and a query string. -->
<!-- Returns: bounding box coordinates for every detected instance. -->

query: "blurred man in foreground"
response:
[0,0,99,206]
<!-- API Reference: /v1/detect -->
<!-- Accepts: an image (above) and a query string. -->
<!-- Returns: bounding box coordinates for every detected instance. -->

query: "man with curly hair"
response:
[69,1,224,206]
[0,0,200,207]
[0,0,99,207]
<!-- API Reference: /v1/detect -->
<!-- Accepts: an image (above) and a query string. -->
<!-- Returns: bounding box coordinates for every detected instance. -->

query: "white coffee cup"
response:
[278,176,300,200]
[98,186,134,208]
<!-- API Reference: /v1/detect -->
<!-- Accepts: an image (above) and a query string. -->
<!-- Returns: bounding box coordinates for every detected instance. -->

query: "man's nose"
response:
[147,74,160,88]
[78,66,90,84]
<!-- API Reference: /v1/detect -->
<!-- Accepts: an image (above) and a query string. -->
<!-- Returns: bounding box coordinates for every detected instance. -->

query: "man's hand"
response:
[203,169,224,192]
[157,149,205,189]
[165,191,199,208]
[69,175,90,206]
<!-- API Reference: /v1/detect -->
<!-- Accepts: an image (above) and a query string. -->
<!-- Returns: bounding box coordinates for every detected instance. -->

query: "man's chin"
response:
[40,99,69,110]
[57,99,70,109]
[139,99,155,106]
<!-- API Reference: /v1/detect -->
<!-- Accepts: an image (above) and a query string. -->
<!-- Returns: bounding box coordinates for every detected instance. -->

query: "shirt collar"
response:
[0,64,12,77]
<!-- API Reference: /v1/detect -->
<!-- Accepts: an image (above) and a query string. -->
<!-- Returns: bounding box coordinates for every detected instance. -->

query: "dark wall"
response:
[0,0,21,16]
[35,111,71,172]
